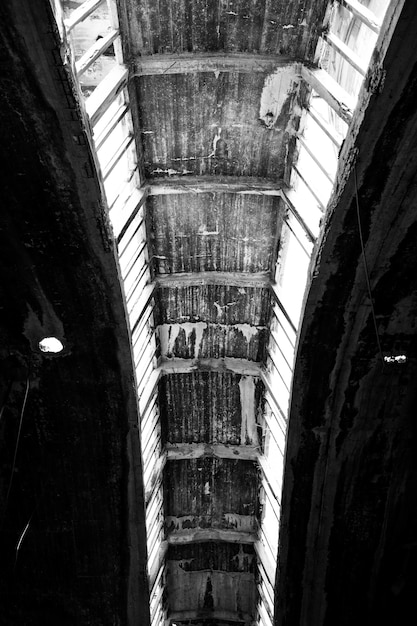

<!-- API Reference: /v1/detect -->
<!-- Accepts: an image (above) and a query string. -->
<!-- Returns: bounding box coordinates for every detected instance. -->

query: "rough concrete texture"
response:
[0,2,149,624]
[276,3,417,625]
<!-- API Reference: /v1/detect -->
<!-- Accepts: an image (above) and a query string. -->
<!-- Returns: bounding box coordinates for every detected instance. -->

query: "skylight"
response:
[52,1,395,624]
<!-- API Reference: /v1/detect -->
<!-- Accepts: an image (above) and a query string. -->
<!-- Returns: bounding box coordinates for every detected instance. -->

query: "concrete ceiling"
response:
[120,0,327,621]
[1,1,417,626]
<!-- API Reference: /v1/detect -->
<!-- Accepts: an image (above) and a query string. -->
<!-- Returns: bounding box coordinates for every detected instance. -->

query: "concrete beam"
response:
[159,357,262,377]
[166,442,259,462]
[146,178,316,244]
[140,356,261,415]
[147,176,284,196]
[155,271,270,289]
[168,610,253,624]
[132,53,298,76]
[167,529,257,545]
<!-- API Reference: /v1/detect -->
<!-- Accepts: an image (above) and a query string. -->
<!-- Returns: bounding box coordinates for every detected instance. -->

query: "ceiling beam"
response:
[159,357,262,377]
[279,188,316,244]
[64,0,105,33]
[146,176,284,196]
[155,271,270,289]
[269,283,298,334]
[339,0,381,33]
[132,53,298,76]
[145,180,315,244]
[75,29,119,77]
[166,442,259,462]
[323,32,368,76]
[85,64,128,127]
[169,610,253,624]
[307,105,344,147]
[167,529,257,545]
[300,65,355,124]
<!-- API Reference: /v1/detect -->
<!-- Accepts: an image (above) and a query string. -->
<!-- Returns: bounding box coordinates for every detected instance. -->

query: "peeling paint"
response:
[166,515,197,531]
[223,513,255,532]
[158,322,265,360]
[232,544,255,571]
[198,221,219,236]
[239,375,258,445]
[151,167,183,176]
[165,513,255,532]
[259,67,295,128]
[209,127,222,158]
[158,322,206,358]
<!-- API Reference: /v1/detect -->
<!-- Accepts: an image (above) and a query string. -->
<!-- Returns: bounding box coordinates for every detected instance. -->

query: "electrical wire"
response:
[5,376,30,509]
[354,166,385,367]
[14,510,35,572]
[0,379,14,426]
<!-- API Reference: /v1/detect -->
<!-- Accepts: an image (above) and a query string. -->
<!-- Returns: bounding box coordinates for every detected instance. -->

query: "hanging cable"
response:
[0,379,14,426]
[354,166,385,367]
[5,376,30,509]
[14,509,35,572]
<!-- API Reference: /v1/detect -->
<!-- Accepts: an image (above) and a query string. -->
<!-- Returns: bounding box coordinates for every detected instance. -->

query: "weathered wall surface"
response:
[159,372,261,445]
[137,70,300,179]
[120,0,328,58]
[164,458,259,531]
[276,4,417,625]
[148,193,282,273]
[0,2,149,624]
